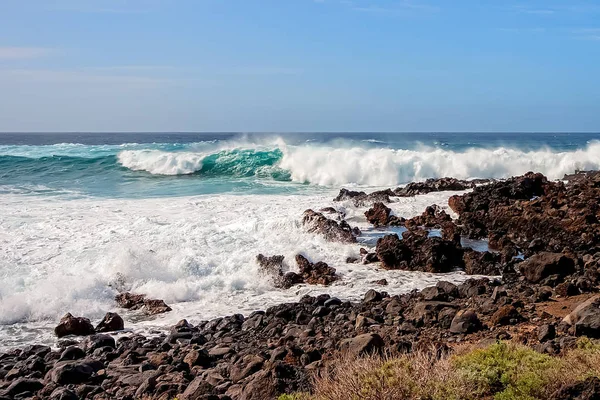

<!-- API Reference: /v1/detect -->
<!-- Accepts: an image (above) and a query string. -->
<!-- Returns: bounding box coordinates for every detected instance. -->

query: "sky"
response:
[0,0,599,132]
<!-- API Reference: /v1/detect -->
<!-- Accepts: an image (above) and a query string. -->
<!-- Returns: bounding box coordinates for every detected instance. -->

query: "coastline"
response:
[2,171,600,399]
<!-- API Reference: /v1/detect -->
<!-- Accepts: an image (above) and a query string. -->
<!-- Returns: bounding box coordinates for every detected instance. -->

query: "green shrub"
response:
[452,341,558,400]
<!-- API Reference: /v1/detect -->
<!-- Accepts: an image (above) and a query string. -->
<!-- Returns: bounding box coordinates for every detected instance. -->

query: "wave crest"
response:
[113,140,600,185]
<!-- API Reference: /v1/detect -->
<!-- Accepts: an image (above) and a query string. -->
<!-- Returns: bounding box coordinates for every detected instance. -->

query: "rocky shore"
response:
[2,172,600,399]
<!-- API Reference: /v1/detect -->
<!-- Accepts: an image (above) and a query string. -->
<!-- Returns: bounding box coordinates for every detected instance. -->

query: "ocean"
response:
[1,132,599,349]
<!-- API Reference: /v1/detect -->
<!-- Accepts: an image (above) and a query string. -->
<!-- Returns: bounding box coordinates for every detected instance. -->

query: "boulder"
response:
[365,202,393,226]
[563,295,600,338]
[449,310,482,334]
[375,234,411,269]
[54,313,95,338]
[95,312,124,333]
[490,305,522,326]
[519,253,575,283]
[339,333,384,356]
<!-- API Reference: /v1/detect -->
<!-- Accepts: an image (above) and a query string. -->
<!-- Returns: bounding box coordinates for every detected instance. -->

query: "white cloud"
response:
[0,47,54,60]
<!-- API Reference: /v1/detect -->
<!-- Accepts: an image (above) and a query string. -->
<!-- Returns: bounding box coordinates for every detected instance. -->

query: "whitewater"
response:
[1,132,599,349]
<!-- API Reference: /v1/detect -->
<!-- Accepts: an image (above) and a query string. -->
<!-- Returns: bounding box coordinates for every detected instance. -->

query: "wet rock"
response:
[54,313,95,338]
[365,202,392,226]
[59,346,85,361]
[295,254,338,285]
[404,204,452,229]
[395,177,476,197]
[256,254,285,275]
[334,188,393,206]
[519,253,575,283]
[375,234,410,269]
[374,279,388,286]
[449,310,482,334]
[363,289,382,303]
[302,209,357,243]
[115,292,172,315]
[95,312,124,333]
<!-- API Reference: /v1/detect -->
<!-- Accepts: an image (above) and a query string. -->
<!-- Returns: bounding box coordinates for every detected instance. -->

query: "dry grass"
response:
[281,339,600,400]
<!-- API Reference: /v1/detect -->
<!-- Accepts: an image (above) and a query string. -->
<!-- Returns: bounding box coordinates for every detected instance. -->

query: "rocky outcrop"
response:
[54,314,95,338]
[333,188,394,206]
[395,177,480,197]
[448,172,600,258]
[256,254,338,288]
[364,202,404,226]
[115,292,172,315]
[375,229,464,273]
[302,209,358,243]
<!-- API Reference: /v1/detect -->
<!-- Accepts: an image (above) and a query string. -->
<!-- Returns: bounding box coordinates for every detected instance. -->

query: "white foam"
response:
[279,141,600,186]
[117,149,205,175]
[0,190,469,349]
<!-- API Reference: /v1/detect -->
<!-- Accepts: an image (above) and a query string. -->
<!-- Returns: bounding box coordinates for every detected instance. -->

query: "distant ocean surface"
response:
[1,132,599,198]
[1,132,599,350]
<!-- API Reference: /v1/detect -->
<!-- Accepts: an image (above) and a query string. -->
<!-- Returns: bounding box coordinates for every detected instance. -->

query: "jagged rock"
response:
[365,202,392,226]
[375,234,410,269]
[334,188,394,206]
[54,313,95,338]
[552,376,600,400]
[2,378,44,397]
[302,209,357,243]
[95,312,124,333]
[519,253,575,283]
[395,177,476,197]
[538,324,556,342]
[295,254,338,285]
[115,292,172,315]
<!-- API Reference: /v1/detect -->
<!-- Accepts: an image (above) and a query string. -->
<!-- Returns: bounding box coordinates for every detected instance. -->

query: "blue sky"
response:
[0,0,599,132]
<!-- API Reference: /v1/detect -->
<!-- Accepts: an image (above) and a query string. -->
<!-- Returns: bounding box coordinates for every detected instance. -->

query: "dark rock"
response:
[551,376,600,400]
[181,377,215,399]
[339,333,384,356]
[49,360,102,384]
[302,209,357,243]
[115,292,172,315]
[295,254,338,286]
[84,334,116,353]
[3,378,43,396]
[490,305,522,326]
[449,310,482,334]
[375,234,410,270]
[54,313,95,338]
[374,279,388,286]
[365,202,392,226]
[563,295,600,338]
[59,346,85,361]
[363,289,382,303]
[49,388,79,400]
[395,177,475,197]
[538,324,556,342]
[519,253,575,283]
[95,312,124,333]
